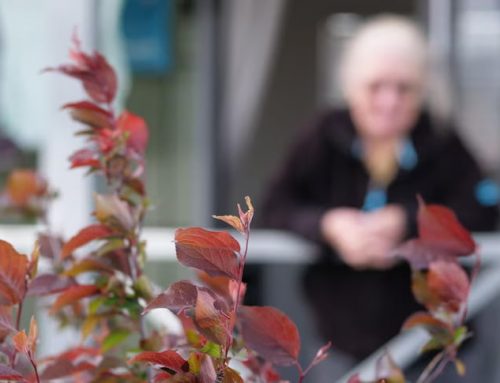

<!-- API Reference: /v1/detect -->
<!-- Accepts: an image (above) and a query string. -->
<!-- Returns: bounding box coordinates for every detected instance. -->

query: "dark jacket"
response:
[261,108,499,359]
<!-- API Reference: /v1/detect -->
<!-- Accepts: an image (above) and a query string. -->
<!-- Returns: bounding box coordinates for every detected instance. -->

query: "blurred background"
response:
[1,0,500,227]
[0,0,500,381]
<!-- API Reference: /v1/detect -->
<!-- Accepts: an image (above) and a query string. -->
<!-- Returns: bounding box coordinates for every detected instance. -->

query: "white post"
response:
[38,0,97,356]
[40,0,96,237]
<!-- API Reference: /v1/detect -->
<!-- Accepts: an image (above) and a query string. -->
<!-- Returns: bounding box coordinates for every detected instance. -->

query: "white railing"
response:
[0,225,317,263]
[0,225,498,263]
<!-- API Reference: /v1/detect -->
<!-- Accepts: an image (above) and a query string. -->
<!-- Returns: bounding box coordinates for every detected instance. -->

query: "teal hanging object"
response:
[399,138,418,170]
[122,0,174,74]
[475,179,500,206]
[362,187,387,211]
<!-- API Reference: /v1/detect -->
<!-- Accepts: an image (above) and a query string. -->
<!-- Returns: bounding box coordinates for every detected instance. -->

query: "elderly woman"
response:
[262,15,498,363]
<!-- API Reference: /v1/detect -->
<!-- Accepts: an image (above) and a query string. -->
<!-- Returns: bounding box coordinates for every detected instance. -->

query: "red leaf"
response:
[402,311,451,331]
[5,170,47,206]
[417,197,476,256]
[0,306,15,336]
[262,364,282,382]
[198,272,246,305]
[40,359,96,380]
[13,331,28,354]
[238,196,254,231]
[117,111,149,153]
[427,260,470,313]
[212,215,244,234]
[50,285,99,313]
[69,149,100,169]
[43,346,100,363]
[63,101,113,129]
[37,233,63,259]
[94,194,134,230]
[214,197,254,235]
[154,371,174,382]
[128,350,187,373]
[61,224,115,259]
[199,355,217,383]
[0,364,26,381]
[96,129,116,154]
[0,240,28,305]
[242,358,281,382]
[392,239,456,270]
[28,317,37,353]
[27,274,76,297]
[175,228,240,279]
[143,280,198,314]
[239,306,301,366]
[47,36,117,104]
[155,372,197,383]
[126,178,146,196]
[309,342,332,369]
[221,367,244,383]
[411,271,442,312]
[194,290,231,347]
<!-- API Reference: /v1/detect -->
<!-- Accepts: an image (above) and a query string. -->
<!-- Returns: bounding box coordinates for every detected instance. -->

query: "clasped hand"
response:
[320,205,406,269]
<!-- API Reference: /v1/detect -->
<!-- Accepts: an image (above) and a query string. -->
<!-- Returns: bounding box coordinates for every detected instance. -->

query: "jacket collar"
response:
[322,107,447,163]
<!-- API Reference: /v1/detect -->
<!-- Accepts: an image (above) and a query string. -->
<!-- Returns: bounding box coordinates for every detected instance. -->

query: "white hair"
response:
[339,15,429,99]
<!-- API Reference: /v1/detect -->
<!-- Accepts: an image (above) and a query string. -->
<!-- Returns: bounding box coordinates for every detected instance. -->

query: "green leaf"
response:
[95,238,126,257]
[102,329,130,352]
[134,275,154,301]
[186,329,204,348]
[89,296,106,314]
[122,298,142,317]
[421,338,446,353]
[200,341,222,358]
[188,352,202,375]
[454,326,469,346]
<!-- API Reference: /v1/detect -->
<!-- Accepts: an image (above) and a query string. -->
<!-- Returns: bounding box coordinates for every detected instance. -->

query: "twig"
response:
[416,351,444,383]
[422,352,452,383]
[28,352,41,383]
[462,251,481,324]
[16,301,23,331]
[224,230,251,364]
[295,360,305,383]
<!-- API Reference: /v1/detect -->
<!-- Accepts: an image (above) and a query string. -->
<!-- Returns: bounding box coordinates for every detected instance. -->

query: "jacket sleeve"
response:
[260,114,332,244]
[416,131,500,233]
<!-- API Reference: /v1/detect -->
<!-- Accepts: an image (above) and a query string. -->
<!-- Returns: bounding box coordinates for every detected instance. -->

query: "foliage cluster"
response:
[0,39,479,383]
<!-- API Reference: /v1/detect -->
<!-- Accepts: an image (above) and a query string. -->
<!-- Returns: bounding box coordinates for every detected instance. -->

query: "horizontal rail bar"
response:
[0,225,497,264]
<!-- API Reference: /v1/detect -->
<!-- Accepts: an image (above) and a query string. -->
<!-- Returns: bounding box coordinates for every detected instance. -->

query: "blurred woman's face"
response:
[347,54,425,141]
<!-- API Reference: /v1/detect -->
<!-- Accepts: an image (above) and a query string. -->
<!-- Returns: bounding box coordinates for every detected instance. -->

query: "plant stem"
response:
[234,231,250,319]
[462,252,481,323]
[28,352,41,383]
[11,299,25,369]
[295,361,305,383]
[417,351,443,383]
[224,230,251,364]
[423,353,451,383]
[16,301,23,331]
[417,350,450,383]
[126,234,152,383]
